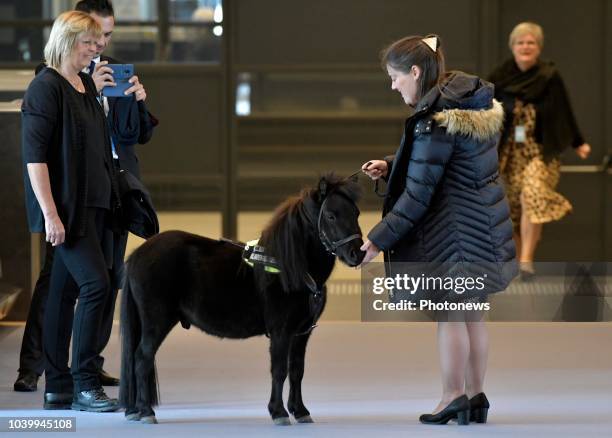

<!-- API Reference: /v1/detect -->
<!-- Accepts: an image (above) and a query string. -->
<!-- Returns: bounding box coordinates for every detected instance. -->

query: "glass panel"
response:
[237,72,405,115]
[168,25,221,62]
[0,26,50,63]
[104,25,158,63]
[169,0,222,23]
[0,0,67,20]
[0,1,42,20]
[0,1,157,21]
[113,0,158,21]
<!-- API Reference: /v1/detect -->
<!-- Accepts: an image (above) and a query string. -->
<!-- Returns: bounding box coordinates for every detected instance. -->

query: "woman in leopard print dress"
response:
[489,22,591,277]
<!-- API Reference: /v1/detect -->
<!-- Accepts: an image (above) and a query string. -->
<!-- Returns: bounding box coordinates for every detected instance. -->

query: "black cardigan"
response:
[22,68,118,239]
[33,57,158,179]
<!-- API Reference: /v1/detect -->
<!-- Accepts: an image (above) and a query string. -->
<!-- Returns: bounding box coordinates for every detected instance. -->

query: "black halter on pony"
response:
[254,174,361,294]
[314,179,362,256]
[227,177,361,278]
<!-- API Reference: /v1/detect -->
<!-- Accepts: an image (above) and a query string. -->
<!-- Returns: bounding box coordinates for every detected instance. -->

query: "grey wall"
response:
[52,0,612,258]
[2,0,610,270]
[135,65,226,209]
[0,110,40,320]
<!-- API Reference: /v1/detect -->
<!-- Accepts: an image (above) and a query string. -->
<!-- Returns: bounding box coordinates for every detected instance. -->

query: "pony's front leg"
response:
[288,332,313,423]
[268,333,291,425]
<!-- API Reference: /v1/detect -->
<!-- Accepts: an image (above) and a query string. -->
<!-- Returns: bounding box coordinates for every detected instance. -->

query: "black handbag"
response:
[115,169,159,239]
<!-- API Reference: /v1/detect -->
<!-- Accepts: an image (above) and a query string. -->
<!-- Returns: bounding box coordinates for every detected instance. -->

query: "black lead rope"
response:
[294,273,323,337]
[348,166,387,198]
[374,179,388,198]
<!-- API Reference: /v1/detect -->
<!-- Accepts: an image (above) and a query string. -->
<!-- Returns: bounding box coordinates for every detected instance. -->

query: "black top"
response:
[71,88,111,209]
[22,68,117,239]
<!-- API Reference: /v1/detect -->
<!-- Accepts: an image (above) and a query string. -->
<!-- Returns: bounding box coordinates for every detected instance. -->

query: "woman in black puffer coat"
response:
[360,35,517,425]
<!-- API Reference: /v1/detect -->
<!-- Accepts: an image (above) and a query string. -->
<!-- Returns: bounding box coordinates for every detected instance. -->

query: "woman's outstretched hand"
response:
[361,160,388,180]
[358,239,381,267]
[575,143,591,160]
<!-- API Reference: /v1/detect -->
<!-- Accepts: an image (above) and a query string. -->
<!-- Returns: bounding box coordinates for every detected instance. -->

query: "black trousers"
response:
[18,223,127,379]
[40,208,124,393]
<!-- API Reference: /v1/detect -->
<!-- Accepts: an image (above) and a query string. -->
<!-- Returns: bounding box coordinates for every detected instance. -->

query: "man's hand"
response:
[91,60,115,93]
[124,75,147,101]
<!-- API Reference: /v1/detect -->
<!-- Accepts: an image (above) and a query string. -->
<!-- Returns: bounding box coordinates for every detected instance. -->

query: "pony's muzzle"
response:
[340,238,365,267]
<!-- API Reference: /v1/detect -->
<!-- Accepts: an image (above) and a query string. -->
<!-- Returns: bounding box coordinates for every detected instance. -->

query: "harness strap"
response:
[243,239,281,273]
[220,237,323,337]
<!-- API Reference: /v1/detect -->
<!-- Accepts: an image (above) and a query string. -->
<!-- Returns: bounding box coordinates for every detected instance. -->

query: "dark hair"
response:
[381,34,446,102]
[75,0,114,17]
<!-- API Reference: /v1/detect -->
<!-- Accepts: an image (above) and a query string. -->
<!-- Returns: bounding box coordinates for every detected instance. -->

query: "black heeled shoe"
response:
[469,392,490,423]
[419,395,470,425]
[520,269,535,282]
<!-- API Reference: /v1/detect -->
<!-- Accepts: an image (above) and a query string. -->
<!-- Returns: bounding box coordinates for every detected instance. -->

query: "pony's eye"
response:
[327,214,336,222]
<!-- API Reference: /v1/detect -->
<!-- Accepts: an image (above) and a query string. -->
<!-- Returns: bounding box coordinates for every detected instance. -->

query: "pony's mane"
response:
[257,174,361,292]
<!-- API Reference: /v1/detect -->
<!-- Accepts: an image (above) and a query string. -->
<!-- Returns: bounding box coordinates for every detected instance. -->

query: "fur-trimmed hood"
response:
[433,99,504,141]
[416,71,504,141]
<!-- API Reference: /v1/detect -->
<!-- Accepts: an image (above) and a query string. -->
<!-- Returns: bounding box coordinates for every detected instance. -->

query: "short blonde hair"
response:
[44,11,102,69]
[508,22,544,50]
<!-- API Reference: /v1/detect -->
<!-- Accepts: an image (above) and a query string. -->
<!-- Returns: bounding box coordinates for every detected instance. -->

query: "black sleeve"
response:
[137,100,158,145]
[550,72,584,148]
[21,77,60,163]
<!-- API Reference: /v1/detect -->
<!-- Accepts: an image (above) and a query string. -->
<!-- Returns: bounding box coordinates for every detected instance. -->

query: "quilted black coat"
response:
[368,71,517,293]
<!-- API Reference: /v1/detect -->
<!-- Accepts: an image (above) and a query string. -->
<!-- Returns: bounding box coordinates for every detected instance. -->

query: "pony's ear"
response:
[318,177,328,200]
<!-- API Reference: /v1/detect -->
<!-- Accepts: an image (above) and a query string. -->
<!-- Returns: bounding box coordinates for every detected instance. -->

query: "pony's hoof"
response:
[295,415,314,424]
[125,412,140,421]
[273,417,291,426]
[140,415,158,424]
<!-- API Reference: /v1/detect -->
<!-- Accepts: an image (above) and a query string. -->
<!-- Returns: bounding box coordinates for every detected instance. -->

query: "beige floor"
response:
[2,322,611,437]
[3,215,611,436]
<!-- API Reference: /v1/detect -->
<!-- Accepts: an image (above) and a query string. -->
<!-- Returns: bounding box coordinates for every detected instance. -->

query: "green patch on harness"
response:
[242,239,281,274]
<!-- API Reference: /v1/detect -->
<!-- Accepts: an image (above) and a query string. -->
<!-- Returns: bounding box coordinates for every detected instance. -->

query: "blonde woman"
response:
[22,10,120,412]
[488,22,591,279]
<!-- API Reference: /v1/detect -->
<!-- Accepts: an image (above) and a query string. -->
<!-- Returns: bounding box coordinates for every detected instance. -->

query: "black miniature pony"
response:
[120,174,365,425]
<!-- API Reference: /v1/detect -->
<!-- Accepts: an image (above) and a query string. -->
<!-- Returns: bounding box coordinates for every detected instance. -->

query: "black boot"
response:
[419,395,470,425]
[98,369,120,386]
[71,387,119,412]
[44,392,73,410]
[469,392,490,423]
[14,371,39,392]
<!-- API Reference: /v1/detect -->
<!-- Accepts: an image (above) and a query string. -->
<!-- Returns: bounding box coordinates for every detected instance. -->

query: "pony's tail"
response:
[119,265,139,409]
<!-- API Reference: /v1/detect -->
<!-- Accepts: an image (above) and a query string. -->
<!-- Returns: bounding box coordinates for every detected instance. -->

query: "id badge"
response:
[514,125,526,143]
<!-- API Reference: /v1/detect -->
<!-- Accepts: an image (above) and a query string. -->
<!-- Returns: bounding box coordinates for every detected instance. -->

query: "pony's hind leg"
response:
[268,333,292,425]
[288,333,313,423]
[134,317,177,424]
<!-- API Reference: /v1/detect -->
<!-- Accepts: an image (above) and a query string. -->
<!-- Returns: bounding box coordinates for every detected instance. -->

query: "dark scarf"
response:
[488,59,583,159]
[108,96,142,146]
